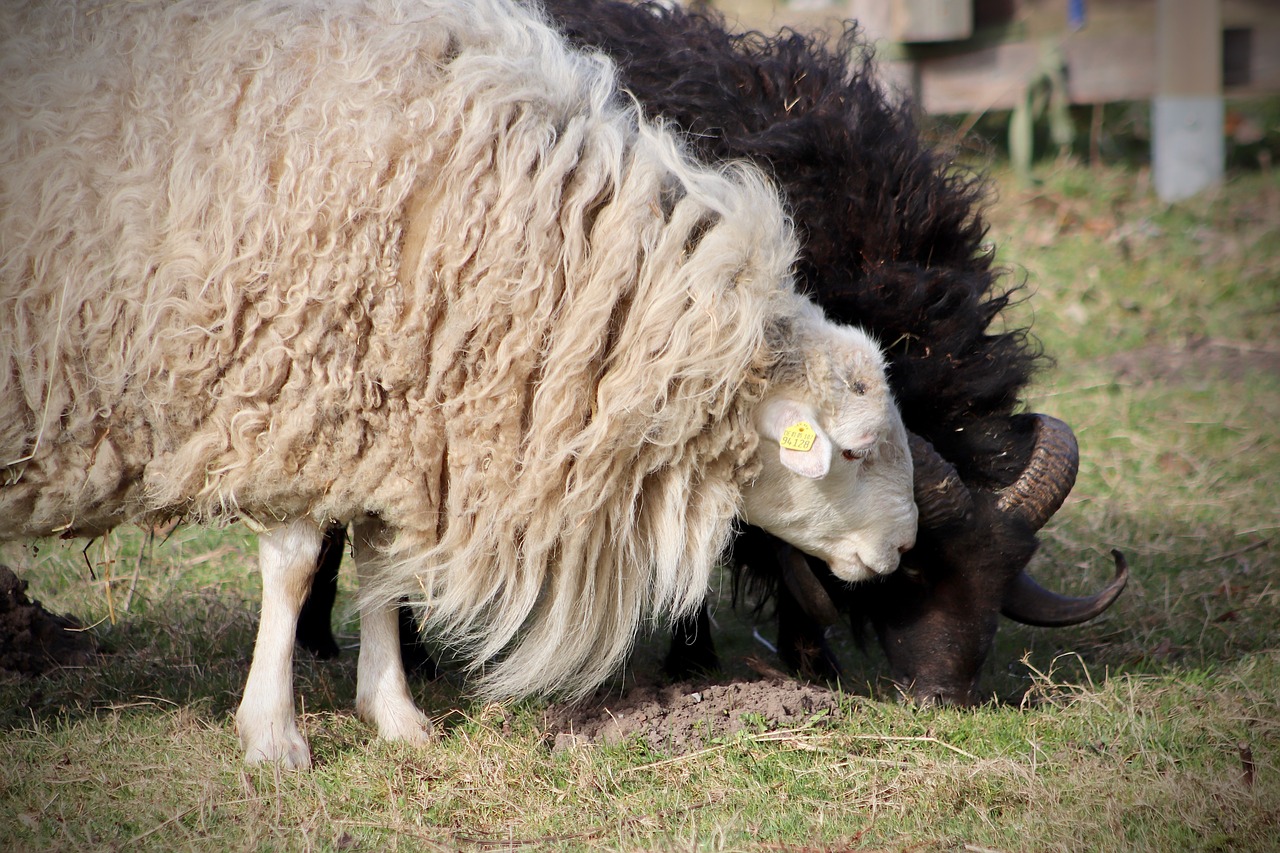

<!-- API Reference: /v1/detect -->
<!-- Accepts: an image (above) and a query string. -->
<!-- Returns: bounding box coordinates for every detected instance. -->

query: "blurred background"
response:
[703,0,1280,195]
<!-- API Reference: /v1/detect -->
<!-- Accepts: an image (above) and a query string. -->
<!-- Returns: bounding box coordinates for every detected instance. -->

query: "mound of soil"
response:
[0,564,96,675]
[544,672,841,754]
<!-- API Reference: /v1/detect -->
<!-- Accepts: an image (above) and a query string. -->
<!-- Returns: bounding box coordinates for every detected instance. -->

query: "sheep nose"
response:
[898,543,911,554]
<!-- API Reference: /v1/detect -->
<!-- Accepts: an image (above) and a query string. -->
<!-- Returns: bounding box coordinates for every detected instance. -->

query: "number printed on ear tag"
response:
[779,421,816,452]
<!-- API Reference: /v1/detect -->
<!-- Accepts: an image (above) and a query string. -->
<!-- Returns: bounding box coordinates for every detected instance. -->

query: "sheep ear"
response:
[757,398,832,480]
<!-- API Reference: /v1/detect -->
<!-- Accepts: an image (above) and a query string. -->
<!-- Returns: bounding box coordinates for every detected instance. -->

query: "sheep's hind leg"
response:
[353,519,433,744]
[236,518,323,769]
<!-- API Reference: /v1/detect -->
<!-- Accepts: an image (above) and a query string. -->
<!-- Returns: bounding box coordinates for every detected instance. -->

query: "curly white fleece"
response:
[0,0,803,697]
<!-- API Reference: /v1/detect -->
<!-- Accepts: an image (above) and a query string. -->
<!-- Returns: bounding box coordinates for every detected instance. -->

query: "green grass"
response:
[2,160,1278,850]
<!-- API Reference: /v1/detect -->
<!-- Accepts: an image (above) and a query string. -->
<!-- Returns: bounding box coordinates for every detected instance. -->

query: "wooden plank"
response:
[893,0,973,43]
[913,25,1273,114]
[1063,33,1156,103]
[914,33,1159,114]
[915,41,1039,113]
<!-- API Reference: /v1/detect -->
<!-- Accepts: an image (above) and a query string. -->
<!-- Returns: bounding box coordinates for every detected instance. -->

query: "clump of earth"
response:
[543,672,841,753]
[0,564,96,675]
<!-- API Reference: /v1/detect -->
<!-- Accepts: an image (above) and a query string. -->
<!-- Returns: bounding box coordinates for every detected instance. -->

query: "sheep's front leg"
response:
[236,518,322,769]
[352,519,433,744]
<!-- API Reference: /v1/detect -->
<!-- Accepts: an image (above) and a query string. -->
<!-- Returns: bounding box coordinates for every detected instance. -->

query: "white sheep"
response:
[0,0,916,768]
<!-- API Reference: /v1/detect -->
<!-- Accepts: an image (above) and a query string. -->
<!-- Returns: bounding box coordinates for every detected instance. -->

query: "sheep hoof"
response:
[240,726,312,770]
[358,698,434,744]
[381,713,433,745]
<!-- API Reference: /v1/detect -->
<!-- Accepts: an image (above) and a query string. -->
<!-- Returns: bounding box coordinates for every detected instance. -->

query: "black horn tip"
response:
[1002,548,1130,628]
[1108,549,1131,590]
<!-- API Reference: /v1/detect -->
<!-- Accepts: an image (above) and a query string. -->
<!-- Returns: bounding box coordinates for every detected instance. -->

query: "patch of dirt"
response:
[1101,337,1280,385]
[543,669,841,753]
[0,564,96,675]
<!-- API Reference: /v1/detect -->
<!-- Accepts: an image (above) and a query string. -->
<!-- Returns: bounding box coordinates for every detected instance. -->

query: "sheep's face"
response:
[741,322,916,582]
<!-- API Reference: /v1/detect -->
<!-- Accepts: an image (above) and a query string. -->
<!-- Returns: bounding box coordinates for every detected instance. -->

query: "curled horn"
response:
[995,414,1079,531]
[908,432,973,531]
[1003,549,1130,627]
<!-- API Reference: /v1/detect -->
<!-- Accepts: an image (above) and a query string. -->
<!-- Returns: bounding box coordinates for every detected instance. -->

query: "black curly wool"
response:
[543,0,1045,485]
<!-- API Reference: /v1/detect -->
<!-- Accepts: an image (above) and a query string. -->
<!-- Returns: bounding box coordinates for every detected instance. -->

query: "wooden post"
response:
[1153,0,1223,201]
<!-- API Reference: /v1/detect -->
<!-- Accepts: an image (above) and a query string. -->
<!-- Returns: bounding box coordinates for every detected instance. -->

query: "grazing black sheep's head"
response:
[866,416,1128,704]
[751,415,1128,705]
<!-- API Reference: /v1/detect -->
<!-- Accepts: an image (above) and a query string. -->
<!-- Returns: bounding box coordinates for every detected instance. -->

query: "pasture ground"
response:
[1,156,1278,851]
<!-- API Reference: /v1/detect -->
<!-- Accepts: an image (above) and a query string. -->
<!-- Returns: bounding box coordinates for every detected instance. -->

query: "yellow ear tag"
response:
[779,421,817,452]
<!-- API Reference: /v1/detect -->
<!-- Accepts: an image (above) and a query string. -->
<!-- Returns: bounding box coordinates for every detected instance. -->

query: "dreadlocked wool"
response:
[0,0,807,698]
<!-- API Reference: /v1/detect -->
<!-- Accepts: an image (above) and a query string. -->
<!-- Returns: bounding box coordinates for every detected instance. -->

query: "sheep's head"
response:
[733,414,1129,704]
[741,316,916,582]
[864,417,1129,704]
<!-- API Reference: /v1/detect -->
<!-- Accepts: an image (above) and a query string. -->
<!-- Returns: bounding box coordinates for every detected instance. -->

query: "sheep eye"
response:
[842,448,867,461]
[852,380,867,396]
